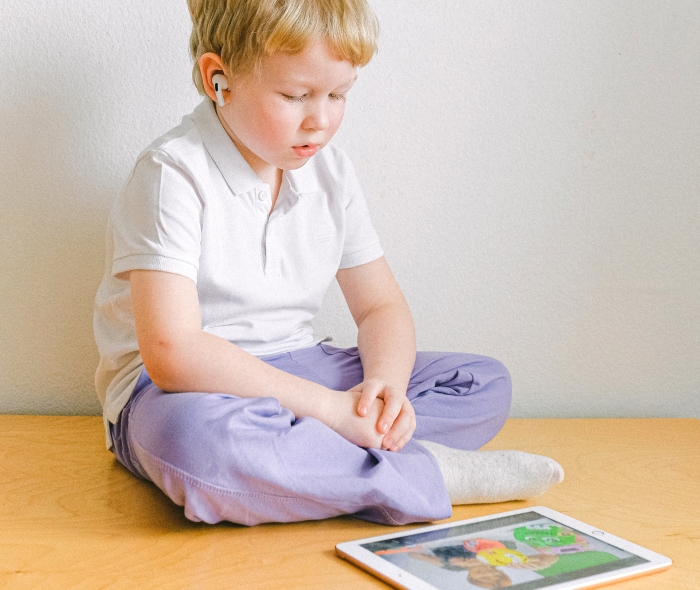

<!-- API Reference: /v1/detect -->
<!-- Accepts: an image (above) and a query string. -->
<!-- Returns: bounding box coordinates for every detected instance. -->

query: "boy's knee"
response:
[476,354,510,383]
[465,352,510,391]
[483,355,512,414]
[487,356,512,398]
[452,353,512,424]
[449,352,512,404]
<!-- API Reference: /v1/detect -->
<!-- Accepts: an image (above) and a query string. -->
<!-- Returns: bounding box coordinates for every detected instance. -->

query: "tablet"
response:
[336,506,671,590]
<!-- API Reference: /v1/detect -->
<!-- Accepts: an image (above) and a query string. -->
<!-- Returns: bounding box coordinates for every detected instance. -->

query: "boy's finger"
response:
[356,382,381,416]
[377,390,405,434]
[382,403,416,450]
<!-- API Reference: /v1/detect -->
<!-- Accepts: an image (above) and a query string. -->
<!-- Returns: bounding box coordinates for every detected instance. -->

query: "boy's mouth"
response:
[293,144,320,157]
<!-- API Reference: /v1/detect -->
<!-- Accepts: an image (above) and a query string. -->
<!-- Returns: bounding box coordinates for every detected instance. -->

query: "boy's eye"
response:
[282,93,346,102]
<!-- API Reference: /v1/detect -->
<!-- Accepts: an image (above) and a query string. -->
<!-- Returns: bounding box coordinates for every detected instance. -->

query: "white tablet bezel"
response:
[336,506,672,590]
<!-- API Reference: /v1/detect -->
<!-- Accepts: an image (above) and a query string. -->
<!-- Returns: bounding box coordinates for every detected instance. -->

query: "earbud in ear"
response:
[212,73,229,107]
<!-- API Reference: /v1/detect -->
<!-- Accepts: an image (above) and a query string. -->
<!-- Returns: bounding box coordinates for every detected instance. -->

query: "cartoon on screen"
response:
[514,524,590,555]
[364,515,636,590]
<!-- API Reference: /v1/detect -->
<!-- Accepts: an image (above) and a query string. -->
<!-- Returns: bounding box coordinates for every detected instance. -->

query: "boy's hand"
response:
[323,389,386,449]
[350,379,416,452]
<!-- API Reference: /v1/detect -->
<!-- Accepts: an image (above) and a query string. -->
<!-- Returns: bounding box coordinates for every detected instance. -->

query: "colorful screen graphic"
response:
[361,512,647,589]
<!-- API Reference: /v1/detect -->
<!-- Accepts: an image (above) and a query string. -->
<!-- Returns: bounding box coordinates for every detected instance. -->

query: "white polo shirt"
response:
[94,99,383,446]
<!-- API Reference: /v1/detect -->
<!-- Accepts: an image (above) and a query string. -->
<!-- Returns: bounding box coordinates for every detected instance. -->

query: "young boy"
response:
[94,0,563,526]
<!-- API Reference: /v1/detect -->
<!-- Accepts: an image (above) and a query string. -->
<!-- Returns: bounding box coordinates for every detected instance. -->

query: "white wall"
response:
[1,1,698,418]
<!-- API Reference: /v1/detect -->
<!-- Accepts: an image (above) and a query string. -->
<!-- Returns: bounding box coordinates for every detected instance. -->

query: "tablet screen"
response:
[360,511,648,589]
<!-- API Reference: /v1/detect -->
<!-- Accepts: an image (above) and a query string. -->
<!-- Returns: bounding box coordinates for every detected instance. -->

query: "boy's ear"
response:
[199,53,229,106]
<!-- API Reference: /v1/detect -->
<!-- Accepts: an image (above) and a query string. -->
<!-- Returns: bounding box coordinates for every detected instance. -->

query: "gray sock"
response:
[418,440,564,505]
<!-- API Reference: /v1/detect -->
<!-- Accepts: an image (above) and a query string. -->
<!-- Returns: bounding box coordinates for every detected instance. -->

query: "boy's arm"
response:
[129,269,386,448]
[336,256,417,452]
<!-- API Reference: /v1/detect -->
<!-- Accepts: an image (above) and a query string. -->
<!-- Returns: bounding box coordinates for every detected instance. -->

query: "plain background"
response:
[1,1,698,418]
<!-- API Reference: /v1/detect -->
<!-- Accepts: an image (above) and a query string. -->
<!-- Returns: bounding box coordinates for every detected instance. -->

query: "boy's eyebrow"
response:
[279,72,358,90]
[334,74,358,90]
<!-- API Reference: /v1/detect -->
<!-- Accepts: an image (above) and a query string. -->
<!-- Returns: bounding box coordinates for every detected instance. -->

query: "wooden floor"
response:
[0,417,697,589]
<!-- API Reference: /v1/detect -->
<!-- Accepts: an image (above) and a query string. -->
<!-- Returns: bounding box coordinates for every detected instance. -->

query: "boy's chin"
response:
[283,159,312,170]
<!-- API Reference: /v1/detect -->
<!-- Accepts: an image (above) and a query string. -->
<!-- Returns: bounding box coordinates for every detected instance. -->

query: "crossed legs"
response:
[110,344,559,526]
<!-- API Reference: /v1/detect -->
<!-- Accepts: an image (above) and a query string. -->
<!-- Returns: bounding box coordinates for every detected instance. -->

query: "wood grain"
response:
[0,417,697,589]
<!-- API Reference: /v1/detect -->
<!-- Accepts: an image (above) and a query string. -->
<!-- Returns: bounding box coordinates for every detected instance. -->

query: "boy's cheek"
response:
[257,113,297,142]
[329,115,344,136]
[330,104,346,129]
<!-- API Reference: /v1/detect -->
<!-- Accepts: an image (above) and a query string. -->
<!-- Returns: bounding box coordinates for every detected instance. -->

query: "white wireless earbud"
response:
[212,73,229,107]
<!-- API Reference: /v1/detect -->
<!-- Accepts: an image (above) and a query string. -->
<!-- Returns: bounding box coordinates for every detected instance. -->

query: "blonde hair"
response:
[187,0,379,94]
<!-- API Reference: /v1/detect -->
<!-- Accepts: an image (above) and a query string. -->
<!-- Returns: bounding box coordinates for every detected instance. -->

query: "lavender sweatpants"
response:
[110,343,511,526]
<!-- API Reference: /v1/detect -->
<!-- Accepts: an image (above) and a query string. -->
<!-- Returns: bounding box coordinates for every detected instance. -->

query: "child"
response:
[94,0,563,526]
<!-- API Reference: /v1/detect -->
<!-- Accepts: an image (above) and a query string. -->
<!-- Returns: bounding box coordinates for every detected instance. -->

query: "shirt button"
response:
[258,192,266,201]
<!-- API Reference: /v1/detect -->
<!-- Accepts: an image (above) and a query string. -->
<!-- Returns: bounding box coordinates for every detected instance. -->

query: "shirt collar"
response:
[189,98,321,197]
[189,99,262,196]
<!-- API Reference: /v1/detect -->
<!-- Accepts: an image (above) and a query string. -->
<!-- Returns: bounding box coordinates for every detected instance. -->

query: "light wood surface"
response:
[0,417,697,589]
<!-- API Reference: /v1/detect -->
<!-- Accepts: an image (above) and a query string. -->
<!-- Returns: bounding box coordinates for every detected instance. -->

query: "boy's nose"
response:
[302,103,330,131]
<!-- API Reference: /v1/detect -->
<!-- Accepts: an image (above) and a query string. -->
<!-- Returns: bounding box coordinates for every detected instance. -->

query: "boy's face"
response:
[218,39,357,180]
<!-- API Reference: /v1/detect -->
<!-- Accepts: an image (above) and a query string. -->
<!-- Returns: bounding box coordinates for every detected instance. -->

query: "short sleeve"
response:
[110,150,203,282]
[337,152,384,269]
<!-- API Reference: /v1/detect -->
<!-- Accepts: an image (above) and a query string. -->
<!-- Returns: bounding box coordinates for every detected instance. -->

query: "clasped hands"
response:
[324,378,416,452]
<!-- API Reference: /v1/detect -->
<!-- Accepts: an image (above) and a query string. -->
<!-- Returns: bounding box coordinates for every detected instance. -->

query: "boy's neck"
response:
[214,102,282,211]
